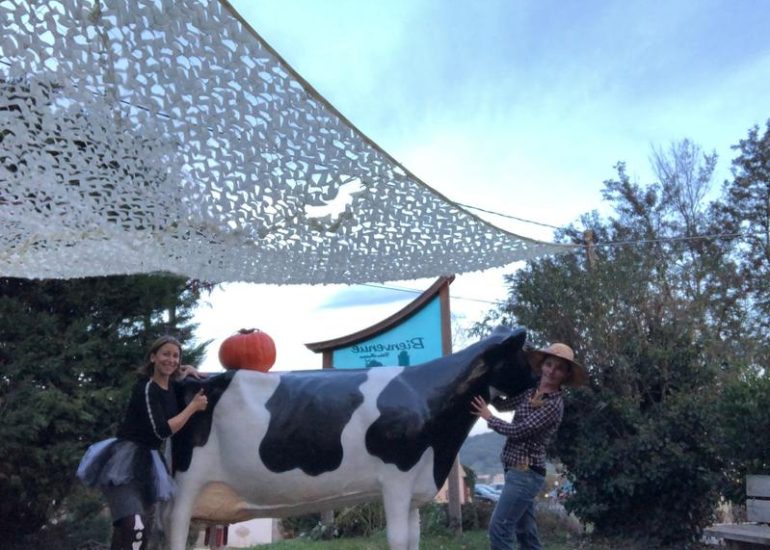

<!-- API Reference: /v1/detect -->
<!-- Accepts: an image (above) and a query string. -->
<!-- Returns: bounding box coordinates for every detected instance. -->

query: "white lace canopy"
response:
[0,0,575,284]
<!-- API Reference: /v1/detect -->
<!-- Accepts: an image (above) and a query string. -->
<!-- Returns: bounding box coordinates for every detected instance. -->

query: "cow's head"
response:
[484,327,538,398]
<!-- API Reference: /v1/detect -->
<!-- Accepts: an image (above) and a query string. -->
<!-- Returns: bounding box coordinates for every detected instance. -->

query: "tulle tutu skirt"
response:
[77,438,175,514]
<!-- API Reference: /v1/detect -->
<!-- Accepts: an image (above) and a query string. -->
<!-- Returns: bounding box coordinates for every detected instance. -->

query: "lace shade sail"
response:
[0,0,575,284]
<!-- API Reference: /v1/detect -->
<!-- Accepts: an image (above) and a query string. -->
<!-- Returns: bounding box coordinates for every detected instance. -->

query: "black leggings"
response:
[111,514,150,550]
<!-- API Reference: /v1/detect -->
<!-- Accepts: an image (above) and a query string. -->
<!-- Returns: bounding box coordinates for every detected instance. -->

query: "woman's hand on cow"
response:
[471,395,493,420]
[191,389,208,412]
[179,364,207,379]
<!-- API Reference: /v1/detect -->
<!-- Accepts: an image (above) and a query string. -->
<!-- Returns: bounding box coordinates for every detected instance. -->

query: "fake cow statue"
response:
[161,326,537,550]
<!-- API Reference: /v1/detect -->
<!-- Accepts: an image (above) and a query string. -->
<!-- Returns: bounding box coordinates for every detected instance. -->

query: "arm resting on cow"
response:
[486,401,560,443]
[178,364,207,380]
[167,389,208,434]
[491,390,529,412]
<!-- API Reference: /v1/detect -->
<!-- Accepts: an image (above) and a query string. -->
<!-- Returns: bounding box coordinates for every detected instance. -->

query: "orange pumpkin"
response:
[218,329,276,372]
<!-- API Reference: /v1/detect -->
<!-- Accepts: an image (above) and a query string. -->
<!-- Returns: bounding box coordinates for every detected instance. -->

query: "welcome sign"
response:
[305,276,453,371]
[331,296,442,369]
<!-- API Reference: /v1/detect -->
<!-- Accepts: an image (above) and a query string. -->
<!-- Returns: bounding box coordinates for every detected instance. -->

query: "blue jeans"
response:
[488,468,545,550]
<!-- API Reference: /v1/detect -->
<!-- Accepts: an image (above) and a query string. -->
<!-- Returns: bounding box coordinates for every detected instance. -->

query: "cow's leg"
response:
[407,505,420,550]
[382,485,412,550]
[165,477,201,550]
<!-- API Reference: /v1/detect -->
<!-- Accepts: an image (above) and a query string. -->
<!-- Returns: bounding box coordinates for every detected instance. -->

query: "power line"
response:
[453,204,768,251]
[455,202,564,230]
[450,202,764,251]
[360,283,503,306]
[362,230,765,307]
[596,230,764,249]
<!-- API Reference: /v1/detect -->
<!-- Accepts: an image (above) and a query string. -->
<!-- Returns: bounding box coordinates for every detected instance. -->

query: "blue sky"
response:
[230,0,770,226]
[195,0,770,375]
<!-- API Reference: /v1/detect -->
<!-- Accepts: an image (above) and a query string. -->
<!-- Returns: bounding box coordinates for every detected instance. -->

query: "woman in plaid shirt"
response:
[472,342,587,550]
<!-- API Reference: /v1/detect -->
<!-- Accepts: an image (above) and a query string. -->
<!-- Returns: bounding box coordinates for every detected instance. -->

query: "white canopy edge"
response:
[0,0,576,284]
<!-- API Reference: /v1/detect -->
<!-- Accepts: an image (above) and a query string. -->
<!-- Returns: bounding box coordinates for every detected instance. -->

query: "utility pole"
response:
[583,229,598,270]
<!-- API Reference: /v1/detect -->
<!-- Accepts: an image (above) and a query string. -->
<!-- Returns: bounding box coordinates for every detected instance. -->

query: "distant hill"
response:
[459,431,506,478]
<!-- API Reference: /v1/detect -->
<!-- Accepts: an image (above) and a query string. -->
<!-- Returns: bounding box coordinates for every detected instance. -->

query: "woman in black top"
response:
[77,336,208,550]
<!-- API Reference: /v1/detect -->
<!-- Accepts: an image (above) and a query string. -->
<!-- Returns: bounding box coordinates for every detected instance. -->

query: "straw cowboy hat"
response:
[526,343,588,387]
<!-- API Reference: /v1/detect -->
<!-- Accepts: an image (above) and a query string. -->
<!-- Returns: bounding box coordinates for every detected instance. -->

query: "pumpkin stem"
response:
[238,328,260,334]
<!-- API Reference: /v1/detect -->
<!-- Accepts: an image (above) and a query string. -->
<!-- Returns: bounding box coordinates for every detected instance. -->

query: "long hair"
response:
[138,335,183,378]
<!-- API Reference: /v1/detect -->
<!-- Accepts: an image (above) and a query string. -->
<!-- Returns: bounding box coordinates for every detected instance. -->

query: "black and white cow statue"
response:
[162,326,536,550]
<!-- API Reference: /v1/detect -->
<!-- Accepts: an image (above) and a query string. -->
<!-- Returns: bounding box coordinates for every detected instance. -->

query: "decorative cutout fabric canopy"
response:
[0,0,575,284]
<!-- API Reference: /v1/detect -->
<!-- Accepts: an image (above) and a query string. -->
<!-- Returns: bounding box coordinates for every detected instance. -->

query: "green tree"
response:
[0,274,206,542]
[473,139,749,545]
[717,120,770,357]
[709,122,770,504]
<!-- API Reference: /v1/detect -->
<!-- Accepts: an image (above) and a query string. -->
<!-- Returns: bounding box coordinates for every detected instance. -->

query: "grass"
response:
[244,529,712,550]
[237,502,715,549]
[245,526,581,550]
[239,501,594,549]
[248,530,485,549]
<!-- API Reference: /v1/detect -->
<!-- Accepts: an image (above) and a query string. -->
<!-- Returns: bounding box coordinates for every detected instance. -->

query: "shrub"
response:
[3,487,111,550]
[558,389,722,547]
[333,502,386,538]
[279,512,321,539]
[715,370,770,503]
[460,500,495,531]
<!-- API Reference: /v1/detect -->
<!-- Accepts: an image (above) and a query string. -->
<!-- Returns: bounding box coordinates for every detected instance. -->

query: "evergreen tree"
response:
[0,274,207,540]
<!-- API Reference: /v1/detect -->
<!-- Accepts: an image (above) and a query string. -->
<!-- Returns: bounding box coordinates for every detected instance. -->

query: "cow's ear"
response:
[500,327,527,353]
[483,326,527,370]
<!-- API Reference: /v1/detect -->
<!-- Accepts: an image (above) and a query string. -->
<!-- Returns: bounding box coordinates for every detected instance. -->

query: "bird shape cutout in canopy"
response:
[0,0,575,284]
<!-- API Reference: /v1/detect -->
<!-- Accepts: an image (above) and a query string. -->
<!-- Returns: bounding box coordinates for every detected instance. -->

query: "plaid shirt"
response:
[487,387,564,471]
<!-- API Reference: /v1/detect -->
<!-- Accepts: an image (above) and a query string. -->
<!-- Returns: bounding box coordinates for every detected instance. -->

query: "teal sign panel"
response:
[332,296,443,368]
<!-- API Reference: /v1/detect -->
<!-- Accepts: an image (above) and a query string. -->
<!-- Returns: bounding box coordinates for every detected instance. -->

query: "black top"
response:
[116,377,180,450]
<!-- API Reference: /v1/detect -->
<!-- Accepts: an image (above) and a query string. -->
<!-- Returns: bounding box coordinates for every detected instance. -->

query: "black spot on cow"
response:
[365,327,535,488]
[172,371,235,473]
[260,370,367,476]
